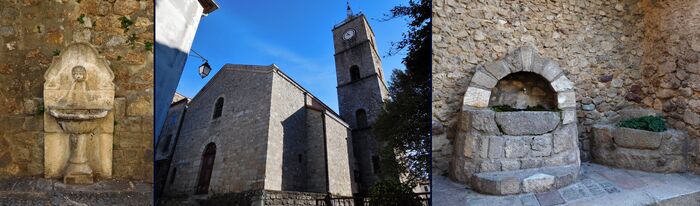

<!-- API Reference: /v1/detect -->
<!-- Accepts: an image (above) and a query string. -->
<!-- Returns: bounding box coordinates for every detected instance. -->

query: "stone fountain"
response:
[451,46,581,195]
[44,42,115,184]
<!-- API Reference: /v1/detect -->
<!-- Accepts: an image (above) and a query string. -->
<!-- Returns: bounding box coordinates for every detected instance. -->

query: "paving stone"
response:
[597,170,646,190]
[523,173,555,193]
[520,194,541,206]
[582,179,606,196]
[600,182,621,194]
[535,190,565,206]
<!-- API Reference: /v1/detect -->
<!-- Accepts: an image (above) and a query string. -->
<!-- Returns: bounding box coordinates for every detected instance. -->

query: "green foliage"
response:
[117,55,123,61]
[368,180,422,206]
[52,49,60,56]
[77,14,85,24]
[36,105,45,116]
[491,105,553,112]
[618,115,667,132]
[144,41,153,51]
[373,0,430,182]
[118,16,134,32]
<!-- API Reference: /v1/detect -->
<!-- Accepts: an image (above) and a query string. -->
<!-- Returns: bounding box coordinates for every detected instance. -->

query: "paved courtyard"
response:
[434,163,700,206]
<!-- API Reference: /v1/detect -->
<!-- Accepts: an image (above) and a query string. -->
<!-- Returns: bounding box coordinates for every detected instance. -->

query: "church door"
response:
[196,143,216,194]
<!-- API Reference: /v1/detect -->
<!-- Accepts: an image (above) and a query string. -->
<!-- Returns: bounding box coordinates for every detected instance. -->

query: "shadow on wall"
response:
[281,107,309,192]
[154,42,189,142]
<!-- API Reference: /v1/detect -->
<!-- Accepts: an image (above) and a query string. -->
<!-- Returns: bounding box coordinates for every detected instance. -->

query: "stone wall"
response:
[323,113,353,197]
[638,0,700,174]
[164,66,272,196]
[200,190,332,206]
[0,0,153,180]
[433,0,700,174]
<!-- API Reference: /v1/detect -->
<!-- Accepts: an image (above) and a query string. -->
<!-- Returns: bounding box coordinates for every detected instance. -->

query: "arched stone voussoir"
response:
[484,60,510,80]
[557,91,576,109]
[541,60,563,82]
[551,75,574,92]
[463,86,491,108]
[471,66,498,89]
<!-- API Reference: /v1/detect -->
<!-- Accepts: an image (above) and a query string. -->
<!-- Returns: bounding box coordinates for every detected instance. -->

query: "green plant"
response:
[118,16,134,32]
[77,14,85,24]
[52,49,60,56]
[144,41,153,51]
[117,55,123,60]
[36,105,45,115]
[491,105,554,112]
[618,115,667,132]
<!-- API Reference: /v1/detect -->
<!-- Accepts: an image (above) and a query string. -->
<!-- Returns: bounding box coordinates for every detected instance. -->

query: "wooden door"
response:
[196,143,216,194]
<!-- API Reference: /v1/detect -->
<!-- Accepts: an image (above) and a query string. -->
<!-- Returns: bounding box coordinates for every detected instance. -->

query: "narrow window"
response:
[349,65,360,81]
[356,109,368,128]
[372,155,380,174]
[354,170,361,182]
[298,154,302,163]
[213,97,224,119]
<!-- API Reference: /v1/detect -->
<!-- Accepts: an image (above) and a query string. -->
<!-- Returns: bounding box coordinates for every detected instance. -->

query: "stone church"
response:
[157,12,389,204]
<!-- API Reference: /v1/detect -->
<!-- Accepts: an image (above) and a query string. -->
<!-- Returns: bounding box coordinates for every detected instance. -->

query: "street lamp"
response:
[190,49,211,78]
[198,61,211,78]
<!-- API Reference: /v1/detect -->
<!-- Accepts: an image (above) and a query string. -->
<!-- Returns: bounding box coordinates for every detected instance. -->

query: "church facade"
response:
[157,12,389,205]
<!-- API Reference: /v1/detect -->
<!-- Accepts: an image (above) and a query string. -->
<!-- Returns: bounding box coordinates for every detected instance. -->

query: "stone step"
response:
[471,164,580,195]
[0,190,152,205]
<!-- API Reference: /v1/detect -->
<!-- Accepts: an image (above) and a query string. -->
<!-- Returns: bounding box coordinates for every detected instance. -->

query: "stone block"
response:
[660,130,688,155]
[463,87,491,108]
[501,160,521,171]
[521,159,544,169]
[480,160,501,172]
[541,60,563,81]
[518,46,535,72]
[523,173,555,193]
[495,111,560,135]
[505,138,529,158]
[557,91,576,109]
[617,107,660,122]
[460,109,501,135]
[592,125,614,145]
[551,75,574,92]
[614,127,662,149]
[530,56,548,74]
[531,134,553,157]
[488,136,505,159]
[562,109,576,125]
[553,124,577,154]
[471,69,498,88]
[484,60,511,79]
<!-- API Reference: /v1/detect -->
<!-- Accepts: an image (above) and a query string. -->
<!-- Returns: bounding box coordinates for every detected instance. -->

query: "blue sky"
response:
[176,1,410,112]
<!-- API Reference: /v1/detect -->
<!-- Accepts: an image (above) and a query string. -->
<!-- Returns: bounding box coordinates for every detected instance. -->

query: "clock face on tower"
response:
[343,29,356,40]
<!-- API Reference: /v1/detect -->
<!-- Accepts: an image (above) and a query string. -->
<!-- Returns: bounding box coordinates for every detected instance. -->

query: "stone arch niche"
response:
[451,46,580,195]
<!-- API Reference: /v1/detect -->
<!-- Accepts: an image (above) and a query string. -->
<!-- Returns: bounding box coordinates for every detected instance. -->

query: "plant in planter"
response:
[490,105,555,112]
[617,115,666,132]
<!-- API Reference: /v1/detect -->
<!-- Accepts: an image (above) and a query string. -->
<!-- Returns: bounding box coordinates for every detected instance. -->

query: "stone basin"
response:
[49,108,108,134]
[495,111,560,135]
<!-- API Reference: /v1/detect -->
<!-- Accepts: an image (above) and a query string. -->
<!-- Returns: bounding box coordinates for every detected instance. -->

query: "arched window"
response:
[161,135,172,153]
[212,97,224,119]
[196,143,216,194]
[356,109,368,128]
[349,65,360,82]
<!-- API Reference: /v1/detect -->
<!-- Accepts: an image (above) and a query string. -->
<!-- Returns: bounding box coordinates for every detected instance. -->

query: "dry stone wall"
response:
[433,0,700,174]
[0,0,154,181]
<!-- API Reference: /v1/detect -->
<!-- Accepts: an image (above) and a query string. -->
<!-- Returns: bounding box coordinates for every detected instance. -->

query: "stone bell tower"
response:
[332,6,389,194]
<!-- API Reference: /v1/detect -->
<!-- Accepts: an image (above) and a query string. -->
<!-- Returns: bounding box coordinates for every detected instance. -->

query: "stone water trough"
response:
[451,46,581,195]
[592,108,689,173]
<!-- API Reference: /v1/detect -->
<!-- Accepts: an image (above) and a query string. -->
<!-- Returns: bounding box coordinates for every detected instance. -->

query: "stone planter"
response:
[591,125,689,173]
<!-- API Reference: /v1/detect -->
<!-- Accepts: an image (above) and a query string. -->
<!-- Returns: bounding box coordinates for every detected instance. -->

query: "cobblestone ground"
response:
[0,177,153,205]
[434,163,700,206]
